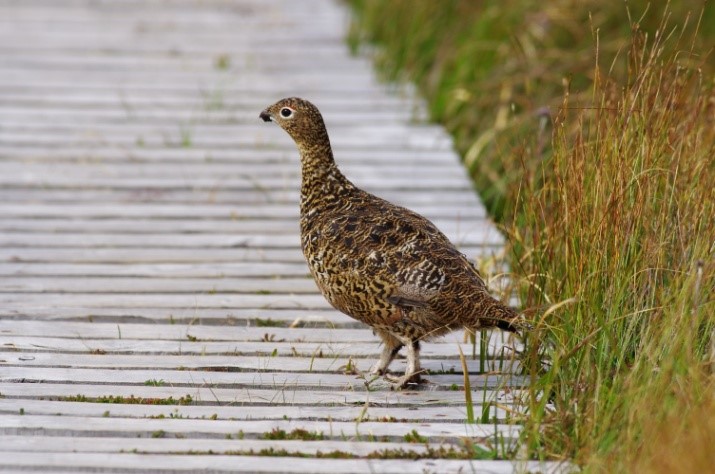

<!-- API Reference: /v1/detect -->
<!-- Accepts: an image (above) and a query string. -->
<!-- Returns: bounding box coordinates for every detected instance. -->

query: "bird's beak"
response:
[259,110,272,122]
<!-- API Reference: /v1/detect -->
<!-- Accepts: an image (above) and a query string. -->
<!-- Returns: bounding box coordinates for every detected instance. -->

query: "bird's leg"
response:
[404,340,423,384]
[390,340,425,388]
[370,330,403,376]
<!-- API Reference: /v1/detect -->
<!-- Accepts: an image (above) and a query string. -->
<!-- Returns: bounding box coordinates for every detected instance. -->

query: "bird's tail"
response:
[494,316,533,333]
[478,302,533,334]
[495,318,519,332]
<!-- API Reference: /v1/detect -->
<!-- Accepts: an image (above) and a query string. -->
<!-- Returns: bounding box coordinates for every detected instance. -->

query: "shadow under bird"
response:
[260,97,528,388]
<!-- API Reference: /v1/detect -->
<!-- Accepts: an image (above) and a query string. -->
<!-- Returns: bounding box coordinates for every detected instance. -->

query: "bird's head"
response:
[259,97,329,148]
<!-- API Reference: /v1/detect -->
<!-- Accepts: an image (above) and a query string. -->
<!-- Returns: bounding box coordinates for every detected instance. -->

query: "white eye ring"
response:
[280,107,294,118]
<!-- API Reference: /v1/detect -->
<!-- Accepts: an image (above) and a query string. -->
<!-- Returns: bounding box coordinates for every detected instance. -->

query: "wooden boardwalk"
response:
[0,1,564,472]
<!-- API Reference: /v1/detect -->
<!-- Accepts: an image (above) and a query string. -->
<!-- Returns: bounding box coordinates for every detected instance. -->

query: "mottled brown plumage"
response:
[260,97,525,387]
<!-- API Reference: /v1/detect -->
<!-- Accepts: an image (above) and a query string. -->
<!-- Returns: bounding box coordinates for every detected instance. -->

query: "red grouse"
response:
[260,97,525,387]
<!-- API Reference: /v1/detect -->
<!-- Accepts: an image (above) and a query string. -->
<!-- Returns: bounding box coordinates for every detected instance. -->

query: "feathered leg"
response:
[370,329,403,375]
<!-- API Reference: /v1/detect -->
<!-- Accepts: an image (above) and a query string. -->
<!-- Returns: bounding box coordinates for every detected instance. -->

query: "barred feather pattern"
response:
[260,97,523,387]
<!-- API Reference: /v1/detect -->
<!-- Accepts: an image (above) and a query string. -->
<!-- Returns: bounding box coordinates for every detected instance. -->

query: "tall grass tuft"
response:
[515,14,715,468]
[348,0,714,221]
[349,1,715,471]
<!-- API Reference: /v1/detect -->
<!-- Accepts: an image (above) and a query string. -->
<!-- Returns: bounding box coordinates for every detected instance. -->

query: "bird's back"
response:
[300,182,513,338]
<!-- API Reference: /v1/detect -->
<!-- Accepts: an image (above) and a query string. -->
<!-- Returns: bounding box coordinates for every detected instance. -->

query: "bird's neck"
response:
[297,138,354,215]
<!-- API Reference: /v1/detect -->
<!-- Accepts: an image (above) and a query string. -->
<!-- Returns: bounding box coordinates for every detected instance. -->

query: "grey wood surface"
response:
[0,1,565,472]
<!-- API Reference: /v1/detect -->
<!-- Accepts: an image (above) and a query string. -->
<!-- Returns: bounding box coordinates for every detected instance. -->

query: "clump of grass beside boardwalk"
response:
[348,1,715,471]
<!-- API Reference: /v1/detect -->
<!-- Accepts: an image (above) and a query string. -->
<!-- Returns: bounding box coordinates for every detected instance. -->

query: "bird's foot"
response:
[369,362,392,376]
[384,371,427,389]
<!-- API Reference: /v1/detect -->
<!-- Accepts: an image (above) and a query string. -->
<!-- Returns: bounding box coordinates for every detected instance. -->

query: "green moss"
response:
[59,394,193,405]
[262,428,325,441]
[368,444,496,460]
[164,444,498,460]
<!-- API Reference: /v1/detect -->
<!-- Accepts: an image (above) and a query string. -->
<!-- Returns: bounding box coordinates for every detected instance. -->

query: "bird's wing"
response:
[387,258,445,309]
[330,191,481,311]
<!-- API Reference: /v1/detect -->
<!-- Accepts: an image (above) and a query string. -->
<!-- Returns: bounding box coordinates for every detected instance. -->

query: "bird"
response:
[260,97,526,388]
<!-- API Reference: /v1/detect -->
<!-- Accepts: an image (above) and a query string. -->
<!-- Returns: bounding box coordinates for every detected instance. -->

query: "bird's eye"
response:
[280,108,293,118]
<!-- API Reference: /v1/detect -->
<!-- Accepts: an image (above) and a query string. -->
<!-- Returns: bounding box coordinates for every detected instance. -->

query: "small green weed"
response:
[214,54,231,70]
[255,318,282,327]
[403,429,427,444]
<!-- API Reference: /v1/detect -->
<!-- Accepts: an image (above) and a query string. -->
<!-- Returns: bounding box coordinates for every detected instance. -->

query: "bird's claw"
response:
[384,372,425,389]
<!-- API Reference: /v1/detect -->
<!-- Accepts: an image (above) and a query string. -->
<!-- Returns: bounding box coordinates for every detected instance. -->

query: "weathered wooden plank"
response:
[0,451,567,474]
[0,262,311,278]
[0,321,518,352]
[0,221,495,244]
[0,172,465,192]
[0,318,506,342]
[0,72,389,91]
[0,306,353,326]
[0,233,309,248]
[0,100,427,121]
[0,436,459,460]
[0,107,387,123]
[0,145,454,164]
[0,161,464,180]
[0,414,520,444]
[1,246,499,264]
[0,291,514,315]
[0,123,452,146]
[0,5,341,22]
[0,320,384,342]
[0,398,485,423]
[0,383,521,407]
[0,57,362,77]
[0,367,525,391]
[0,86,414,105]
[0,204,484,221]
[0,320,369,341]
[0,94,416,112]
[0,190,477,207]
[0,37,356,50]
[0,163,464,184]
[0,50,371,63]
[0,231,497,249]
[1,276,320,294]
[0,336,520,360]
[0,106,425,125]
[0,293,333,309]
[0,119,446,135]
[0,303,518,326]
[0,82,399,97]
[0,396,511,423]
[0,176,472,191]
[0,352,518,375]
